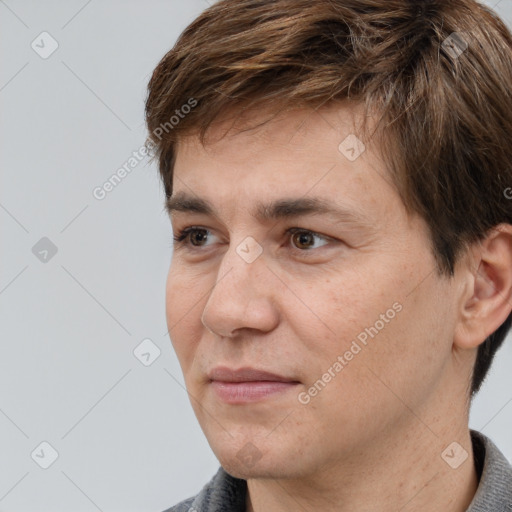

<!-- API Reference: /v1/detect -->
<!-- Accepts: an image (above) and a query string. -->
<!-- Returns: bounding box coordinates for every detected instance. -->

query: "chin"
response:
[220,455,297,480]
[211,437,306,480]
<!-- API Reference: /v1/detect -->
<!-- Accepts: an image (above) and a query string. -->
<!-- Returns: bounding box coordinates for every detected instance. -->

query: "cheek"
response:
[289,264,399,355]
[288,289,435,443]
[291,260,441,397]
[165,265,205,372]
[165,263,209,319]
[334,273,456,411]
[165,266,182,323]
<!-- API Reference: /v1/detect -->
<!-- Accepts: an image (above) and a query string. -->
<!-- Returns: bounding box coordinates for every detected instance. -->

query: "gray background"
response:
[0,1,510,510]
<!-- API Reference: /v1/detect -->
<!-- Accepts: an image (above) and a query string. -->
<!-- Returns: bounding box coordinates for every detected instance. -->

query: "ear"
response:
[454,224,512,349]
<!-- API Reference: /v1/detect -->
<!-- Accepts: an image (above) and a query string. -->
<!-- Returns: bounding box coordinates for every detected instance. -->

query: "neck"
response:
[246,417,478,512]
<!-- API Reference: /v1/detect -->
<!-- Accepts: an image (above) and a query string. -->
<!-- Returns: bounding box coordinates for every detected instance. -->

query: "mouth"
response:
[208,366,301,404]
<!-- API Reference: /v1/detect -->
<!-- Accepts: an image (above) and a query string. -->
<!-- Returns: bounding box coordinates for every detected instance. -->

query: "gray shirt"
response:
[163,430,512,511]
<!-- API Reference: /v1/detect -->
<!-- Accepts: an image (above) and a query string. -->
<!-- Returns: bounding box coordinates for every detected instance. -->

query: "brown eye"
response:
[189,229,209,246]
[291,230,315,250]
[173,227,215,248]
[289,229,329,251]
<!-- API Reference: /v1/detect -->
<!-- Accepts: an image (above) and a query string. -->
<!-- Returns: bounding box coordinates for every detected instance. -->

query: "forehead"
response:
[170,103,400,225]
[176,102,369,158]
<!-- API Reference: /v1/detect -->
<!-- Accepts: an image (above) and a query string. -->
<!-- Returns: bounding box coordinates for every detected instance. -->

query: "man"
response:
[145,0,512,510]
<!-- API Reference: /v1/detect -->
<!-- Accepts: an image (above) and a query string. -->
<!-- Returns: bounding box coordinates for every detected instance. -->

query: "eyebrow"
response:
[166,191,368,225]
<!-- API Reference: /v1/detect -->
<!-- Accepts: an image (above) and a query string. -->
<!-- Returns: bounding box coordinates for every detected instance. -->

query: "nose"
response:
[200,244,280,338]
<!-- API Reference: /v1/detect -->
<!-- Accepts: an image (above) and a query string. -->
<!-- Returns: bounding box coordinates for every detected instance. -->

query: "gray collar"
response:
[467,429,512,511]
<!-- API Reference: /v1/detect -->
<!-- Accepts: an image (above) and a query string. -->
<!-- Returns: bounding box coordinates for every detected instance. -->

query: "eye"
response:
[173,226,331,252]
[172,226,218,247]
[287,228,330,251]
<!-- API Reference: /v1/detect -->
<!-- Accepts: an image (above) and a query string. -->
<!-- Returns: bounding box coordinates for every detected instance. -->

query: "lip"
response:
[208,366,298,383]
[208,366,300,404]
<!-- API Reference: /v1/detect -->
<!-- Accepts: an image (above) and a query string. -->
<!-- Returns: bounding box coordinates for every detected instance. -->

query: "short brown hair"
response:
[145,0,512,397]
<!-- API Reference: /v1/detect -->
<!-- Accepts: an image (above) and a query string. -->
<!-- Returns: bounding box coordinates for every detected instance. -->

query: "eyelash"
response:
[171,226,332,254]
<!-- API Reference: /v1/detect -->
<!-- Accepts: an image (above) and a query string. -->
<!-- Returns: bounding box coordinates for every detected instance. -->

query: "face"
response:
[166,104,463,480]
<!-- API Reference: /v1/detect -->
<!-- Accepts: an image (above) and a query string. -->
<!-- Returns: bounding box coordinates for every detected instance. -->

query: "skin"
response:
[165,103,512,512]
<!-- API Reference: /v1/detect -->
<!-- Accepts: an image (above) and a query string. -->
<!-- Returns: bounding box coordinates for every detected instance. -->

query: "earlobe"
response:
[453,225,512,350]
